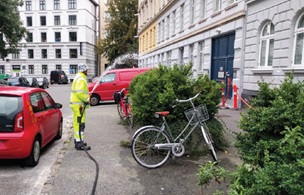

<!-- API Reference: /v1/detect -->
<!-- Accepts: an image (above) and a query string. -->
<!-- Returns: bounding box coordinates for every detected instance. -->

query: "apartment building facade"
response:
[0,0,98,81]
[138,0,304,106]
[138,0,246,101]
[242,0,304,100]
[98,0,110,74]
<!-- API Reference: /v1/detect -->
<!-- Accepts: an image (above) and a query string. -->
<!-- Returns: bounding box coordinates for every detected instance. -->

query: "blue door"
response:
[211,33,235,99]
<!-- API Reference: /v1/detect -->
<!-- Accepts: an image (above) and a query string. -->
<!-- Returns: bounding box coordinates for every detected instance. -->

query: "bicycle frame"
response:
[154,111,202,150]
[153,92,204,150]
[118,88,131,118]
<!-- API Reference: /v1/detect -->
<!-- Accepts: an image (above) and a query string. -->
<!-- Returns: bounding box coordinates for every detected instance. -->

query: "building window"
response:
[54,0,60,10]
[26,32,33,42]
[179,47,184,65]
[166,51,172,67]
[180,4,184,31]
[56,64,61,70]
[28,49,34,59]
[166,15,170,38]
[54,16,60,25]
[26,1,32,11]
[28,65,34,74]
[12,52,20,59]
[0,65,4,74]
[40,0,46,10]
[229,0,238,4]
[70,64,78,74]
[214,0,221,12]
[190,0,195,24]
[162,19,165,41]
[200,0,206,19]
[69,32,77,41]
[259,22,274,67]
[41,32,47,42]
[70,49,77,58]
[55,32,61,42]
[40,16,46,26]
[55,49,61,58]
[41,49,47,58]
[69,15,77,25]
[294,13,304,65]
[198,41,204,71]
[27,17,32,26]
[68,0,77,9]
[172,10,176,35]
[42,65,48,74]
[189,44,194,63]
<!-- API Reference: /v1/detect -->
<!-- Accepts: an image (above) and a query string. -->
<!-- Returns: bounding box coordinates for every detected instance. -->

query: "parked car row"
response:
[0,76,50,89]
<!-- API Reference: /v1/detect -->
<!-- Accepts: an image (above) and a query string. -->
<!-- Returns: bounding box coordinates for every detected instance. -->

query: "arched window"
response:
[293,13,304,65]
[259,22,274,67]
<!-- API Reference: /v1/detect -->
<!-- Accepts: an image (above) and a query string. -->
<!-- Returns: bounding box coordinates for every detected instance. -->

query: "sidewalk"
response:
[41,105,245,195]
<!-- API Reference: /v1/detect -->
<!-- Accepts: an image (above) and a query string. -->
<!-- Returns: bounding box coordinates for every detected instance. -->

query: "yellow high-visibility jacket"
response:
[70,72,89,107]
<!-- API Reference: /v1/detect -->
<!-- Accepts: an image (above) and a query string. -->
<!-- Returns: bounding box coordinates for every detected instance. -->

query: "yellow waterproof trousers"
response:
[71,105,86,142]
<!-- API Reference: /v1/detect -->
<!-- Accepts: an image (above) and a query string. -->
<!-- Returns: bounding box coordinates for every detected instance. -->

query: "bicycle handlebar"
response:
[119,88,129,93]
[173,92,201,108]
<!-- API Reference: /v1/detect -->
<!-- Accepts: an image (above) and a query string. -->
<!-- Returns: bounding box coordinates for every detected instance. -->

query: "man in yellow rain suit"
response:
[70,63,91,150]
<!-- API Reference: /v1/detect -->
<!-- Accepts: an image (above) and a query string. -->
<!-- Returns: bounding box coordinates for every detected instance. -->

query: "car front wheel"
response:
[55,120,63,140]
[24,137,41,167]
[90,94,100,106]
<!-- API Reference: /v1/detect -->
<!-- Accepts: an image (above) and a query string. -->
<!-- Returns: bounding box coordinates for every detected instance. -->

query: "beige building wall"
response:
[98,0,110,75]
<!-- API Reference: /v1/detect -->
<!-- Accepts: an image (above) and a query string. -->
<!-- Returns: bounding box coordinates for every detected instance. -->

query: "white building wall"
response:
[242,0,304,99]
[0,0,98,81]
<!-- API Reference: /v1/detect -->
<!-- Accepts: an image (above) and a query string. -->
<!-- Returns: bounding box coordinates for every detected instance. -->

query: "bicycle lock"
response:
[77,103,99,195]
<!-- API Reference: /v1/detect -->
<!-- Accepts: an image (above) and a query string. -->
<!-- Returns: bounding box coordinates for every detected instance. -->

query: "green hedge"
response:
[129,64,227,151]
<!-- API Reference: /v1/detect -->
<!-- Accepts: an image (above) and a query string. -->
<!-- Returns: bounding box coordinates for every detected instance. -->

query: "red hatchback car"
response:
[0,86,63,167]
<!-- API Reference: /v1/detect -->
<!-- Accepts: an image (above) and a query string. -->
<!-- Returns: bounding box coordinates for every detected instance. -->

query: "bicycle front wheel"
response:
[201,123,218,161]
[131,127,171,169]
[117,102,124,119]
[126,106,134,128]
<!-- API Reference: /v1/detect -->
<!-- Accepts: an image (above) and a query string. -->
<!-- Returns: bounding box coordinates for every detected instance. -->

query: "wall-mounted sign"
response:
[12,65,21,73]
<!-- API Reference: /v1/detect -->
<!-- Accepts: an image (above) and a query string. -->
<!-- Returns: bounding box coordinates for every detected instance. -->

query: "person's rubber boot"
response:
[75,142,91,150]
[74,139,87,146]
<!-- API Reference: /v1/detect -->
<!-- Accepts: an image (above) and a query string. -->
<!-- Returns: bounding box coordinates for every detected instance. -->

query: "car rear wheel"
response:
[24,137,41,167]
[90,94,100,106]
[55,120,63,140]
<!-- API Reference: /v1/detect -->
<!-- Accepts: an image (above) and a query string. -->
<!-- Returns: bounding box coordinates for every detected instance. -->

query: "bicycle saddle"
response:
[155,111,170,116]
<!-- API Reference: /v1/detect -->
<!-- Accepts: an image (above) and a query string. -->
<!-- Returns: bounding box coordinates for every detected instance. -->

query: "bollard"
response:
[221,85,226,109]
[233,85,238,109]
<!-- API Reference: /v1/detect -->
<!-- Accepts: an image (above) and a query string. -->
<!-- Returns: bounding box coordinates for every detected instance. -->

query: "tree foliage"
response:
[0,0,26,59]
[95,0,138,63]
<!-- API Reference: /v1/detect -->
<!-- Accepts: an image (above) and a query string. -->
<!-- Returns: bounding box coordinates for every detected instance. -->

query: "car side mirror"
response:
[54,103,62,108]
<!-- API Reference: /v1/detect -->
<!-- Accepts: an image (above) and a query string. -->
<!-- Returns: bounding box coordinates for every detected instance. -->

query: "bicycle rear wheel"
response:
[126,106,134,128]
[131,127,171,169]
[117,102,124,119]
[201,123,218,161]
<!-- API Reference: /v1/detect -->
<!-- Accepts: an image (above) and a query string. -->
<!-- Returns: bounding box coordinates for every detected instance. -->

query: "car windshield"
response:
[0,96,22,132]
[7,78,19,85]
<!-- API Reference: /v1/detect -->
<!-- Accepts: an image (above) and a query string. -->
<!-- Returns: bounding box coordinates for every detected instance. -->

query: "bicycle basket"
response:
[184,104,209,125]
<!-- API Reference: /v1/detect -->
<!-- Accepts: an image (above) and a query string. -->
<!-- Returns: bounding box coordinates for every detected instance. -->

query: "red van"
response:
[88,68,151,106]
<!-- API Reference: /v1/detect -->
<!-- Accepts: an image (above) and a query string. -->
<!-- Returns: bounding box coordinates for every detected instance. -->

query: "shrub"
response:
[198,73,304,194]
[129,64,227,151]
